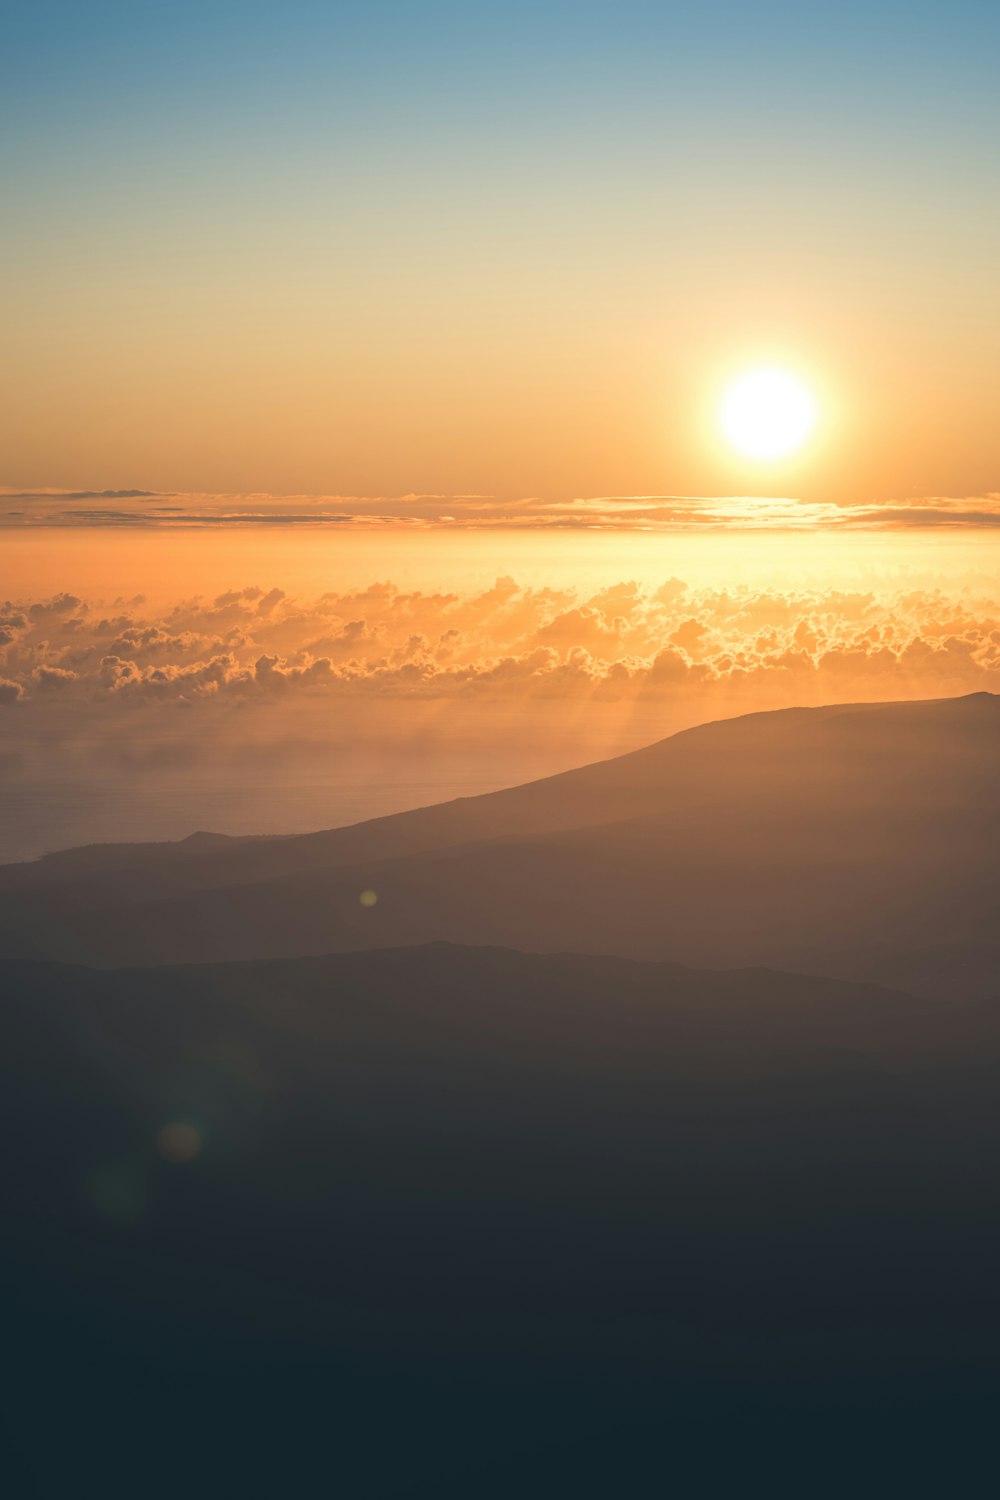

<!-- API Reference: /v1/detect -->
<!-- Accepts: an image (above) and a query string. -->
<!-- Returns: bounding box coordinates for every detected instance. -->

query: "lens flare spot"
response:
[156,1121,203,1164]
[83,1163,148,1224]
[359,889,378,908]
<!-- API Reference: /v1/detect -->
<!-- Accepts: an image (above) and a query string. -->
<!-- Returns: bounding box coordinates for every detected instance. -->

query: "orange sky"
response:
[3,5,999,512]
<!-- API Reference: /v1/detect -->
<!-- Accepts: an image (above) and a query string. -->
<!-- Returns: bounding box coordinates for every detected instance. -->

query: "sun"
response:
[720,367,817,461]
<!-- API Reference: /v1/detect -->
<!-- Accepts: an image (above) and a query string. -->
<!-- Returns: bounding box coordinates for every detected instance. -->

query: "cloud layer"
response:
[4,574,1000,713]
[4,569,999,861]
[4,490,1000,531]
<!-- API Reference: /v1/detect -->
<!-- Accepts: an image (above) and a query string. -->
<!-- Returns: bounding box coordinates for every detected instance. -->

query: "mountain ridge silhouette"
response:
[0,692,996,995]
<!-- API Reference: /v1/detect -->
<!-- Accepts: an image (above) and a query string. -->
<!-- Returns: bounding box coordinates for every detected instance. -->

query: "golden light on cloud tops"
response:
[720,369,818,462]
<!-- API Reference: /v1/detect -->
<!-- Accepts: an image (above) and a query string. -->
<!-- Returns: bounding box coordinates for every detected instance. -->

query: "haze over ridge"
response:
[2,691,996,1002]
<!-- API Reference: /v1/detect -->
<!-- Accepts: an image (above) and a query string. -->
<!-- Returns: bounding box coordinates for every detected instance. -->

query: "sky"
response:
[2,0,999,508]
[3,2,1000,858]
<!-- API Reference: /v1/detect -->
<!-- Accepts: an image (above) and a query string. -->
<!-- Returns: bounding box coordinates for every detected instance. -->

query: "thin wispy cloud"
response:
[4,490,1000,531]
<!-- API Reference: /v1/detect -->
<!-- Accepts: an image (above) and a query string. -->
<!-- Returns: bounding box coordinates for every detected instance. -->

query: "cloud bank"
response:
[4,490,1000,531]
[4,569,999,861]
[4,574,999,714]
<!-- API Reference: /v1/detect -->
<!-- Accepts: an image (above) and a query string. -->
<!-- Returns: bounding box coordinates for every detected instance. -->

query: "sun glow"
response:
[720,368,817,461]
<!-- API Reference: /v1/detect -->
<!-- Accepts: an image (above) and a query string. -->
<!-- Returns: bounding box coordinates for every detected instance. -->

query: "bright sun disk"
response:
[720,368,817,461]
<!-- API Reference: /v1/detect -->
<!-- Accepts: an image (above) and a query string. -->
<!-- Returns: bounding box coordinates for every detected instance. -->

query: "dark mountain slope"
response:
[5,942,1000,1494]
[0,693,997,995]
[6,940,1000,1337]
[2,690,995,903]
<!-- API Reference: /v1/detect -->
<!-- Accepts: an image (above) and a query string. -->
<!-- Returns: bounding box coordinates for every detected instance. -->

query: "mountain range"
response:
[5,940,1000,1494]
[4,691,1000,1495]
[2,692,997,997]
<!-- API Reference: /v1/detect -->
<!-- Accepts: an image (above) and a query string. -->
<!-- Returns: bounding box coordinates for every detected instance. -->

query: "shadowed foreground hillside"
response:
[1,693,998,999]
[5,943,1000,1495]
